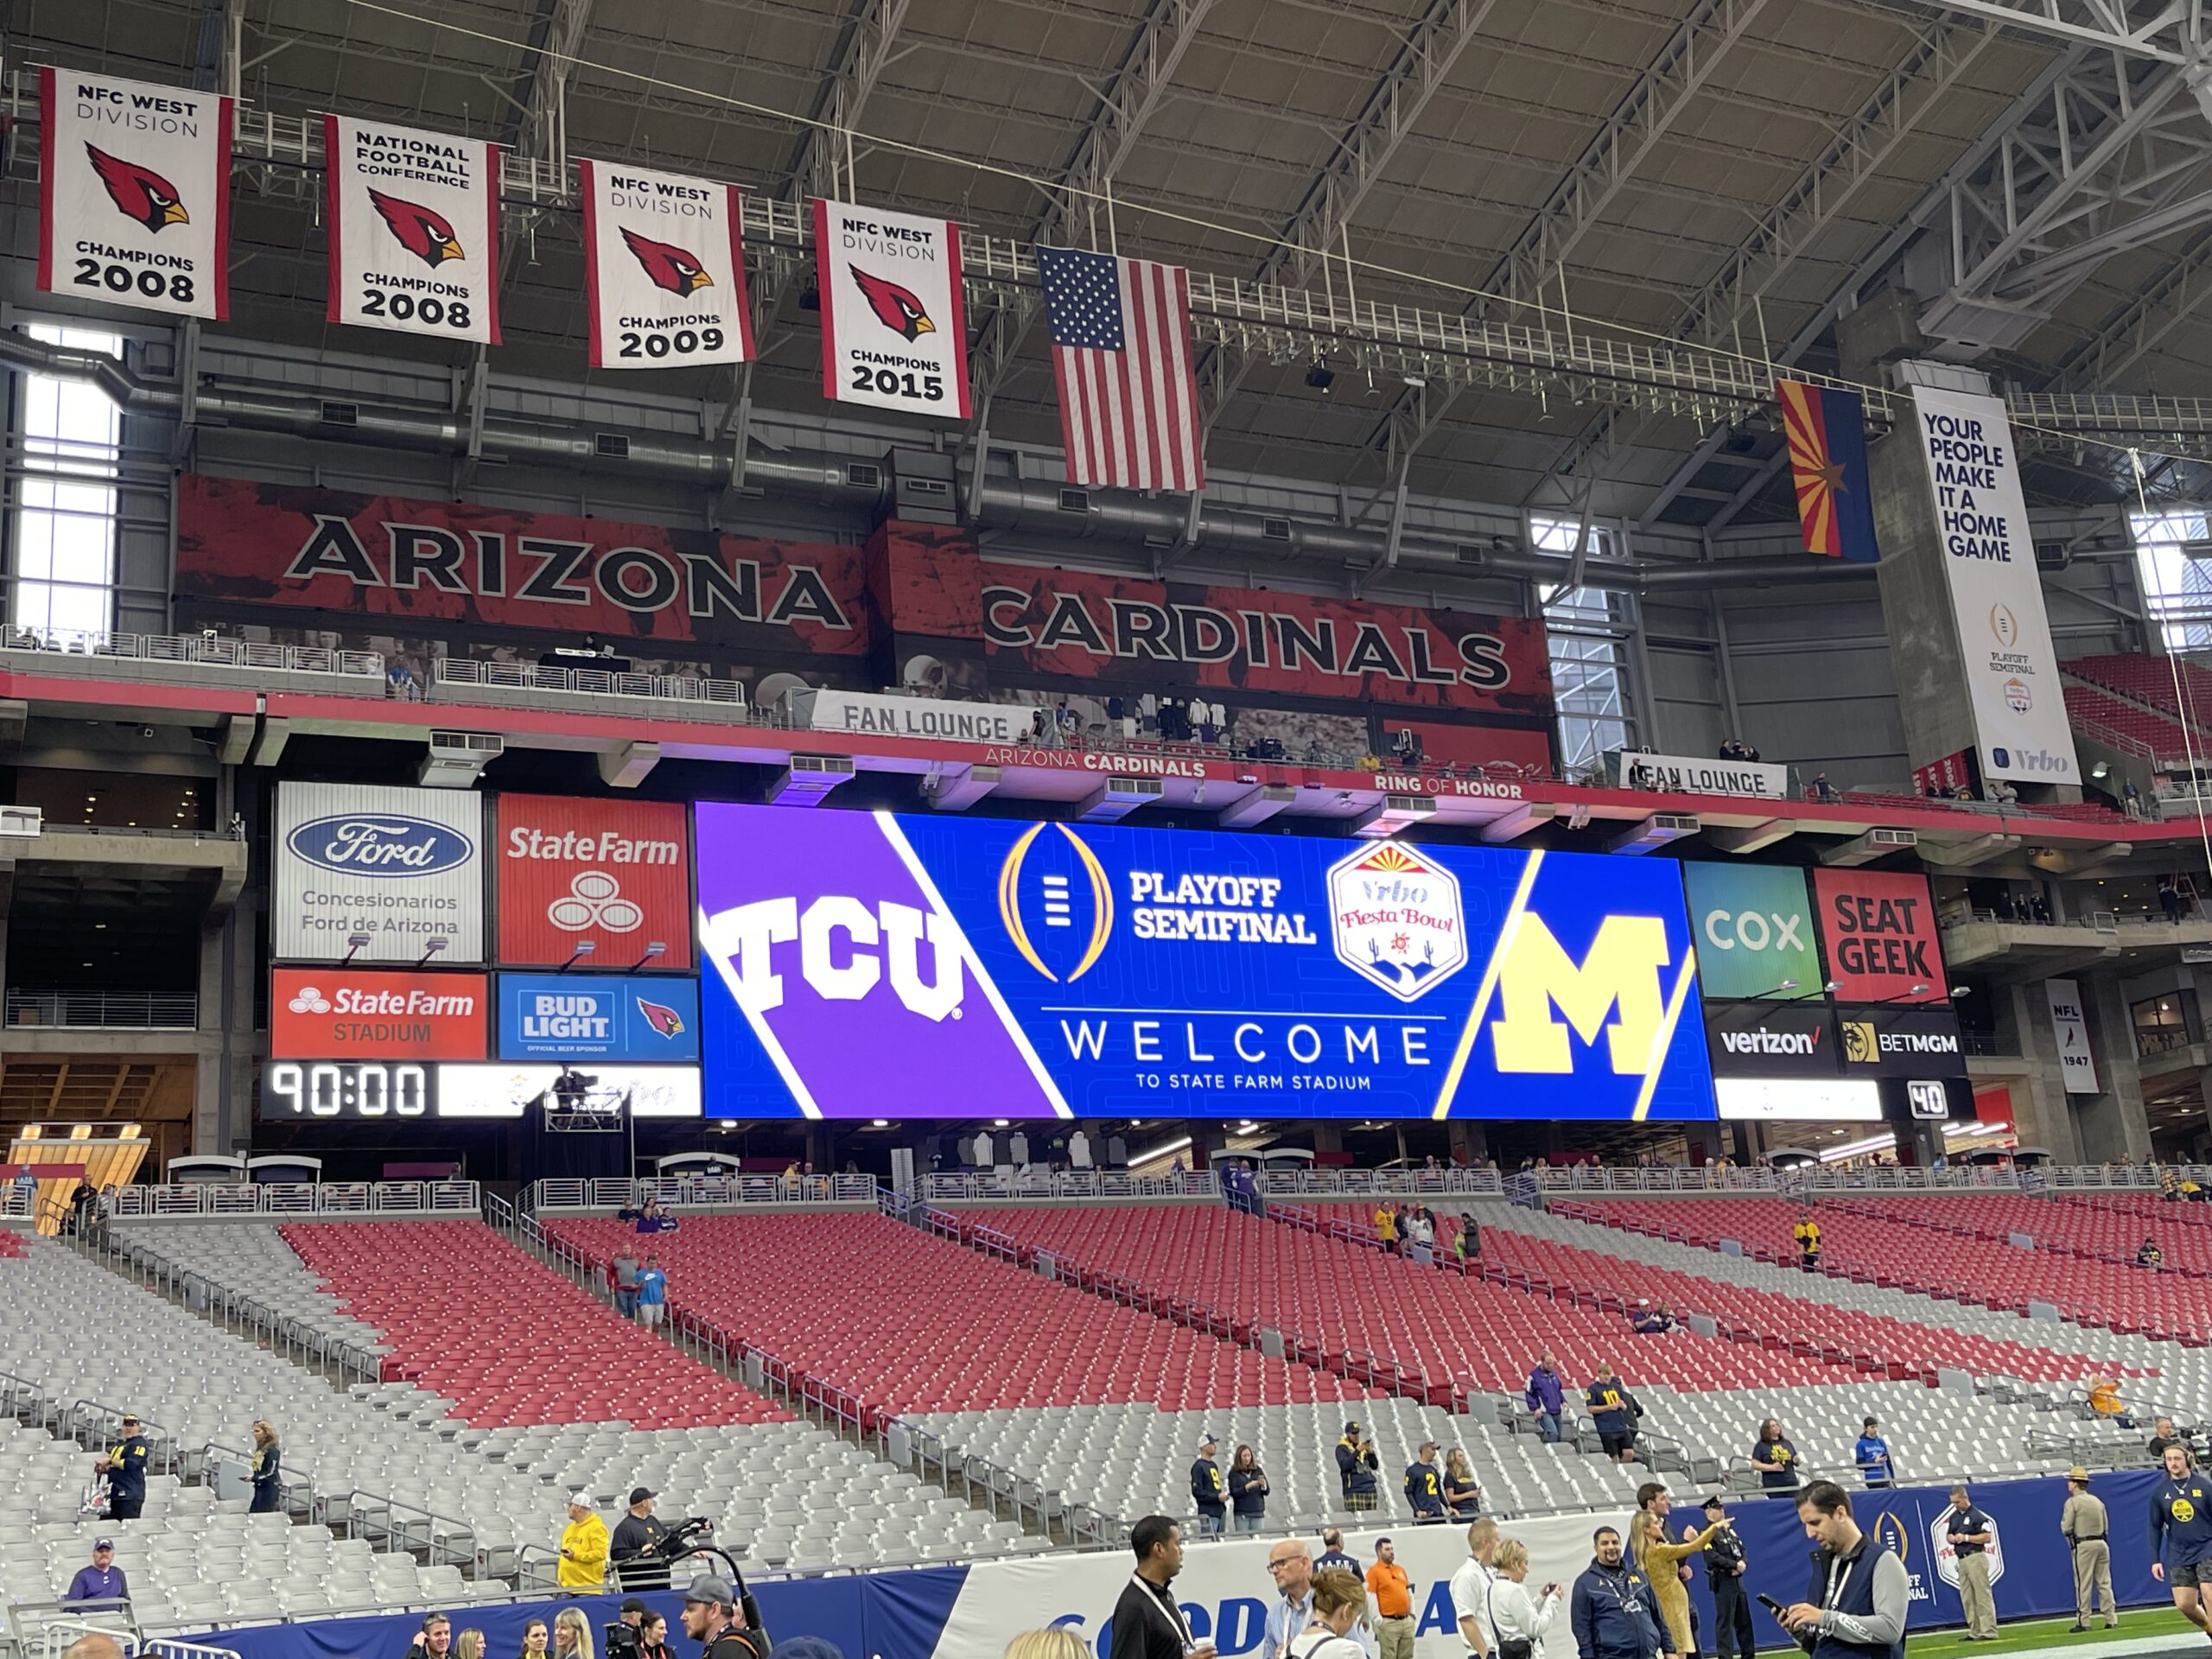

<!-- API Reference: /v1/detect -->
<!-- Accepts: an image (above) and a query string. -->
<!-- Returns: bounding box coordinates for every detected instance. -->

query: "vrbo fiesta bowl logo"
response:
[287,813,474,875]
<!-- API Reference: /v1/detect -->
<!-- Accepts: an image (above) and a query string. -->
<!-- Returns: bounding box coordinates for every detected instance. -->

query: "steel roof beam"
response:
[1890,0,2200,61]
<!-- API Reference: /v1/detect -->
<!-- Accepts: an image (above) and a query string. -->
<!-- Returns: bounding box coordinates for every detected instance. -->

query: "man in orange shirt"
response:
[1366,1536,1414,1659]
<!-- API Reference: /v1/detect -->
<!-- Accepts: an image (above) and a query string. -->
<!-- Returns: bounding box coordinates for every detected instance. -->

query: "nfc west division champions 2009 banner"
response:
[695,804,1713,1122]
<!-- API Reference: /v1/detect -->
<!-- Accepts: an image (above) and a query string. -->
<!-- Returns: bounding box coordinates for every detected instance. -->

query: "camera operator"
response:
[612,1488,672,1590]
[681,1574,766,1659]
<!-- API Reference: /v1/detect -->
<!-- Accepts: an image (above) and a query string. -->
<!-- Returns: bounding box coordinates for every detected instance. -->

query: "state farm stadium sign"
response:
[271,968,488,1059]
[494,795,693,969]
[273,782,484,963]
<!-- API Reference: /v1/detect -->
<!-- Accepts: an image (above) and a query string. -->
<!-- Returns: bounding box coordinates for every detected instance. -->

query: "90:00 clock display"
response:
[264,1062,434,1119]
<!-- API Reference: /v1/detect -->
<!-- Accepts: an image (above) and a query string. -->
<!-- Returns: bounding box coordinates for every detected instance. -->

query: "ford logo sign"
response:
[287,814,475,877]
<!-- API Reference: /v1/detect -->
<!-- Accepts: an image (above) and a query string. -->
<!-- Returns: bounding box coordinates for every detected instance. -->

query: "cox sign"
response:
[274,783,485,963]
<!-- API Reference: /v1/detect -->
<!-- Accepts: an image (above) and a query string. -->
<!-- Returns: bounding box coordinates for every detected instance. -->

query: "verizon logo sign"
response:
[1719,1027,1821,1057]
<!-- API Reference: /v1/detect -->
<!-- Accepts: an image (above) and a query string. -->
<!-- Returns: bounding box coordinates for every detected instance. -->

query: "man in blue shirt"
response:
[1586,1368,1638,1464]
[1405,1441,1447,1523]
[2149,1443,2212,1637]
[1190,1433,1226,1535]
[63,1540,127,1607]
[1853,1420,1894,1488]
[636,1256,668,1328]
[1571,1526,1664,1659]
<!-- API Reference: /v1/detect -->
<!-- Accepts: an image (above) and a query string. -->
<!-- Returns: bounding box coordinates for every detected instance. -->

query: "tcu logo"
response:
[702,897,965,1022]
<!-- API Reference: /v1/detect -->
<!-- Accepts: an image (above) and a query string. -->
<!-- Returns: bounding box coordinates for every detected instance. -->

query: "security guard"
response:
[680,1573,766,1659]
[98,1414,149,1522]
[1191,1433,1227,1535]
[2150,1444,2212,1638]
[1405,1442,1447,1524]
[2060,1466,2115,1631]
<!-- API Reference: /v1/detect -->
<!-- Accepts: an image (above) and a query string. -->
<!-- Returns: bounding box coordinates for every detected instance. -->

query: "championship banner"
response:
[814,198,971,419]
[324,115,500,344]
[38,67,232,320]
[580,160,753,371]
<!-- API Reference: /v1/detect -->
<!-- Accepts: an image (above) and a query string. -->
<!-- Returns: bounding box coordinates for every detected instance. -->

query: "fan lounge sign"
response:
[1620,751,1789,799]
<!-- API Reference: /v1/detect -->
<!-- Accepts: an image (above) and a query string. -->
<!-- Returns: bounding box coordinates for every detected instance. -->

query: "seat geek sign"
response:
[274,783,484,963]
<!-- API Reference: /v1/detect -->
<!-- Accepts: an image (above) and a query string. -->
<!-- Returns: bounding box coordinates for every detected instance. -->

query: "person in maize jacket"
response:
[2149,1442,2212,1639]
[1192,1433,1228,1535]
[97,1414,149,1522]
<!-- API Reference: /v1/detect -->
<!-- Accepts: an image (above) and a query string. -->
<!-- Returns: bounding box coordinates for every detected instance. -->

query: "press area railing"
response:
[107,1181,481,1218]
[524,1173,878,1211]
[481,1191,1116,1554]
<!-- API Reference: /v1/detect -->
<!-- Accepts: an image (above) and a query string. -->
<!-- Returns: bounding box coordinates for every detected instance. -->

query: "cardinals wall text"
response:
[39,67,232,321]
[581,161,754,371]
[815,198,972,419]
[173,475,868,658]
[325,115,500,344]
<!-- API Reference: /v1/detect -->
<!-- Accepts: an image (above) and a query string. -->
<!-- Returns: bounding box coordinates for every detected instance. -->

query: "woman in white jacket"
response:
[1489,1539,1564,1656]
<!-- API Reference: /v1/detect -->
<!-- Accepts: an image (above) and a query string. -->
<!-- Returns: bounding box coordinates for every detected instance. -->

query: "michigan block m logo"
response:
[1490,914,1673,1073]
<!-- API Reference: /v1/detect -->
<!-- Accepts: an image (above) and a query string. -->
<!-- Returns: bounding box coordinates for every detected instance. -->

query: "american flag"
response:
[1038,245,1205,492]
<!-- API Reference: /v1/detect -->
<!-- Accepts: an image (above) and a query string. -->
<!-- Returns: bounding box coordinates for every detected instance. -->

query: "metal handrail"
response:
[339,1489,480,1575]
[527,1174,876,1210]
[108,1181,481,1218]
[0,627,381,677]
[4,990,198,1028]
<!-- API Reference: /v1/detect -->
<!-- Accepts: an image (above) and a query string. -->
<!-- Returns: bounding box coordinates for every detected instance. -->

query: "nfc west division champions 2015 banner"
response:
[814,197,972,420]
[325,115,501,344]
[39,67,232,320]
[695,804,1713,1122]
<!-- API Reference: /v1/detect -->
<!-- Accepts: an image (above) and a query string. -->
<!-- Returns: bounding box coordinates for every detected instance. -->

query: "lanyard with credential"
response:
[1134,1575,1198,1653]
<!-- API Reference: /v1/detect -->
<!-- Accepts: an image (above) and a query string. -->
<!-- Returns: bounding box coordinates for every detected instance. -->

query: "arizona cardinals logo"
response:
[369,189,465,268]
[86,145,188,232]
[620,228,713,296]
[636,997,685,1039]
[850,266,936,340]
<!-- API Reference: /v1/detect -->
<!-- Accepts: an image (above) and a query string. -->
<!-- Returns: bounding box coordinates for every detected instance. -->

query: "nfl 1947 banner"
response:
[324,115,500,344]
[39,67,232,320]
[579,160,754,371]
[813,197,971,420]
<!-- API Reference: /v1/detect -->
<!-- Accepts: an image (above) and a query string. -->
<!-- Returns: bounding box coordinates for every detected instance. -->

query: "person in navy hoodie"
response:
[1191,1433,1228,1535]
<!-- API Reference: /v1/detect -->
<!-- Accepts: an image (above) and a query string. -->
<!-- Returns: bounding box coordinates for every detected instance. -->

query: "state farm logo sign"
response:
[271,968,487,1059]
[495,795,693,968]
[274,783,483,963]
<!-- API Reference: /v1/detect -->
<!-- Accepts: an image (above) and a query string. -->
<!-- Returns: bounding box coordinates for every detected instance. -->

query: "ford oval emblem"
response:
[286,813,475,878]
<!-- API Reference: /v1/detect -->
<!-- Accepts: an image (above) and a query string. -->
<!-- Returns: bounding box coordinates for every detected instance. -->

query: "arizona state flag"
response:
[1778,378,1879,562]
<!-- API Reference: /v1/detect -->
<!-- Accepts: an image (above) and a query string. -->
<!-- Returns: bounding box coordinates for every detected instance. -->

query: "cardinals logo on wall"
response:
[813,196,971,419]
[38,68,232,320]
[579,160,754,371]
[323,114,500,344]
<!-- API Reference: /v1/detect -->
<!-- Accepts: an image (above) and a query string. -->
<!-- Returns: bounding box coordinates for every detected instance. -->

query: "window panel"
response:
[8,324,122,639]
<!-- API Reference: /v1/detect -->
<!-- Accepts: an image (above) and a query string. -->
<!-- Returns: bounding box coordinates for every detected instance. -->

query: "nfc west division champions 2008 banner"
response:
[695,804,1713,1122]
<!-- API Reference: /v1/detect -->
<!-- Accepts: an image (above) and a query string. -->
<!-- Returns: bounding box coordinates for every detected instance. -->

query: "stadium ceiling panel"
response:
[15,0,2212,524]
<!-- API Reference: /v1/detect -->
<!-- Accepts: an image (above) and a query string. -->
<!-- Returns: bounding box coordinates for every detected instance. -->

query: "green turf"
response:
[1882,1607,2200,1659]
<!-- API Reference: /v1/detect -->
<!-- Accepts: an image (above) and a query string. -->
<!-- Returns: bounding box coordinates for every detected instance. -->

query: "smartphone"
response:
[1756,1595,1789,1620]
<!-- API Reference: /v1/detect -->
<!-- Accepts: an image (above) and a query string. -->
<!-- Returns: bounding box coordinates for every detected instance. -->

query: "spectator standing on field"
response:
[1315,1529,1359,1577]
[2060,1465,2115,1631]
[1490,1538,1563,1654]
[1366,1538,1414,1659]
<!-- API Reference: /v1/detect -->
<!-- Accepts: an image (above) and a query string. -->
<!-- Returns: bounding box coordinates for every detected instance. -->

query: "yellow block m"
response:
[1491,914,1671,1074]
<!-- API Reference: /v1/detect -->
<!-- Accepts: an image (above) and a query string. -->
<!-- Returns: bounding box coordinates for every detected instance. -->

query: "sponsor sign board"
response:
[1683,864,1821,1001]
[38,67,232,321]
[273,783,483,963]
[270,968,487,1060]
[1618,751,1791,799]
[1908,385,2080,785]
[494,795,692,969]
[694,805,1714,1121]
[435,1063,702,1118]
[2046,977,2100,1093]
[1703,1001,1838,1077]
[1811,869,1947,1004]
[498,974,699,1061]
[1837,1004,1967,1077]
[791,689,1044,745]
[1714,1077,1883,1122]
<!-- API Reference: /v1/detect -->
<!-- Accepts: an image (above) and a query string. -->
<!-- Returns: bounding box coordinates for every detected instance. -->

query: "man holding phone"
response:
[1112,1516,1217,1659]
[1779,1482,1907,1659]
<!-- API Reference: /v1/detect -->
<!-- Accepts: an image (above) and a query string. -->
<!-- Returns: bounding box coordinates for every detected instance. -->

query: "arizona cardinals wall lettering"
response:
[324,115,500,344]
[813,197,972,419]
[579,160,754,371]
[38,67,232,320]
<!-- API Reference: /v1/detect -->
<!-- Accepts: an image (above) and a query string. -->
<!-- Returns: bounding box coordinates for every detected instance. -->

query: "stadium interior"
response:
[22,3,2212,1659]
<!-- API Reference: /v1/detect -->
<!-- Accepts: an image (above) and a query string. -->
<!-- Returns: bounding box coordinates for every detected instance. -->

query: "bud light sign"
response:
[274,783,485,963]
[498,973,700,1061]
[695,803,1714,1121]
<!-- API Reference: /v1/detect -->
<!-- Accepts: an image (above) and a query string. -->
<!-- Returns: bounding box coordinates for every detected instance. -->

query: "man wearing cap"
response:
[1368,1537,1414,1659]
[557,1491,610,1590]
[612,1486,672,1590]
[681,1573,766,1659]
[1406,1442,1448,1524]
[95,1414,149,1522]
[1192,1434,1228,1535]
[1337,1421,1380,1512]
[2061,1467,2116,1631]
[1699,1496,1753,1659]
[62,1538,128,1607]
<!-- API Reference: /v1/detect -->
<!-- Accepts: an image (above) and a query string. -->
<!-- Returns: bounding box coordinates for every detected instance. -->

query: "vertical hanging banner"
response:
[324,115,501,345]
[2044,978,2100,1094]
[579,161,754,371]
[38,67,232,321]
[1778,378,1878,562]
[1908,385,2078,785]
[813,198,971,420]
